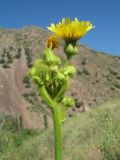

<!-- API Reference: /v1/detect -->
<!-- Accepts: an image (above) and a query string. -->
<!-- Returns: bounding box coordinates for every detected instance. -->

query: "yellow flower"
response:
[47,35,59,49]
[48,17,95,43]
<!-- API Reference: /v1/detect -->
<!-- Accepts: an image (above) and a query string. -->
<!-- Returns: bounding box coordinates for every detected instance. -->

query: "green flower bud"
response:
[45,74,50,81]
[55,72,66,82]
[64,43,78,59]
[32,75,44,86]
[63,66,76,77]
[61,96,75,108]
[29,59,50,85]
[50,66,58,73]
[29,68,36,77]
[43,48,61,65]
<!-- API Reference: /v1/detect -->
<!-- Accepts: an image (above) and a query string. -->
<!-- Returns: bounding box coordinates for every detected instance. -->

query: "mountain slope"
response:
[0,26,120,128]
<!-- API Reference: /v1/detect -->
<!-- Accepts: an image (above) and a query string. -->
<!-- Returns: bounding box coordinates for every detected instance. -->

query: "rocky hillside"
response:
[0,27,120,128]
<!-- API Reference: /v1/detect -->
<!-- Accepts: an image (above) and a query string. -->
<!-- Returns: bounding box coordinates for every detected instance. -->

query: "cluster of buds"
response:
[29,36,76,121]
[29,17,94,122]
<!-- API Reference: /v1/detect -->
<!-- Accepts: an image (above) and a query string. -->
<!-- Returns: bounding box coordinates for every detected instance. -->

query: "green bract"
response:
[61,96,75,108]
[64,43,78,59]
[62,65,76,77]
[29,59,50,86]
[43,48,61,65]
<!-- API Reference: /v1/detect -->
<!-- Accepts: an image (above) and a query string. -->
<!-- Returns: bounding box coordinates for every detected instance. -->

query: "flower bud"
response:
[32,75,44,86]
[55,72,66,83]
[29,68,36,77]
[29,59,49,85]
[64,43,78,59]
[63,66,76,77]
[43,48,61,65]
[50,66,58,73]
[45,74,50,81]
[62,96,75,108]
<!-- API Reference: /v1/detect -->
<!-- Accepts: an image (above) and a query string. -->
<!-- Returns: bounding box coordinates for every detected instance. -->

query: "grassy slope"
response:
[0,96,120,160]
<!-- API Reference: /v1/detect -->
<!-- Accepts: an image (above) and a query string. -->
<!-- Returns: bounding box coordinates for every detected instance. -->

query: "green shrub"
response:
[75,99,83,108]
[30,92,36,97]
[8,57,13,63]
[0,59,5,64]
[23,93,35,104]
[100,117,120,160]
[23,93,29,98]
[91,49,98,54]
[81,58,87,65]
[82,68,91,75]
[109,68,118,75]
[0,115,18,132]
[22,75,31,88]
[77,69,82,75]
[116,76,120,80]
[0,115,38,156]
[2,63,10,68]
[110,86,116,91]
[24,48,33,67]
[14,52,21,59]
[25,48,30,56]
[15,33,22,42]
[114,83,120,89]
[9,46,13,51]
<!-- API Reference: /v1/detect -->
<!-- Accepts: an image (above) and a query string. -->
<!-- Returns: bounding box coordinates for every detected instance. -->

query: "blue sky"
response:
[0,0,120,56]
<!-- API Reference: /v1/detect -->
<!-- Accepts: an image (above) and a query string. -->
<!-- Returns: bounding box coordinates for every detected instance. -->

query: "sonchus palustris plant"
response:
[29,17,94,160]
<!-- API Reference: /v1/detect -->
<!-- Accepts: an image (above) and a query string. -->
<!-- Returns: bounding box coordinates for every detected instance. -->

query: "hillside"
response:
[0,97,120,160]
[0,26,120,128]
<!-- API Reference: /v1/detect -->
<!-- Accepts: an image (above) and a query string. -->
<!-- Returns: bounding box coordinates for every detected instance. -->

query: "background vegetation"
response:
[0,97,120,160]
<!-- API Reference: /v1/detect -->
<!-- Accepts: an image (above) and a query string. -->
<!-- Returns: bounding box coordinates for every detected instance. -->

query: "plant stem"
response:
[52,105,63,160]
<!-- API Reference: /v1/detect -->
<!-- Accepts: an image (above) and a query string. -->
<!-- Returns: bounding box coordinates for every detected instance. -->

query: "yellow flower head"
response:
[48,17,95,43]
[47,35,59,49]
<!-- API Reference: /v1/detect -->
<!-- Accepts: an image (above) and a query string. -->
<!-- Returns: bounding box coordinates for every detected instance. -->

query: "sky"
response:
[0,0,120,56]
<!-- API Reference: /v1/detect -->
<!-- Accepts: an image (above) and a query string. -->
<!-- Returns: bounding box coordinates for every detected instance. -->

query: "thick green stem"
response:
[54,79,68,101]
[39,85,54,109]
[52,105,63,160]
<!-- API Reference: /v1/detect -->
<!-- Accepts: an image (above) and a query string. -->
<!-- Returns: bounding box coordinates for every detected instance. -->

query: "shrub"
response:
[0,115,18,132]
[75,99,83,108]
[22,75,31,88]
[81,58,87,65]
[91,49,98,54]
[15,33,22,42]
[109,68,118,75]
[0,59,5,64]
[25,48,30,56]
[30,92,36,97]
[14,52,21,59]
[2,63,10,68]
[23,93,29,98]
[9,46,13,51]
[100,117,120,160]
[110,86,116,91]
[8,57,13,63]
[23,93,35,104]
[24,48,33,68]
[114,83,120,89]
[18,48,21,53]
[82,68,91,75]
[77,69,82,75]
[116,76,120,80]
